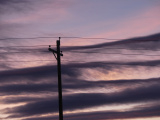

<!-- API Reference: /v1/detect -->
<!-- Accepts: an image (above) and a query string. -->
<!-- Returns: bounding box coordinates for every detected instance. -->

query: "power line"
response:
[0,36,159,41]
[68,51,160,56]
[1,53,160,63]
[0,44,160,51]
[0,37,58,41]
[0,60,81,62]
[0,50,160,55]
[0,36,122,41]
[0,60,54,62]
[0,52,48,54]
[0,45,55,48]
[68,48,160,52]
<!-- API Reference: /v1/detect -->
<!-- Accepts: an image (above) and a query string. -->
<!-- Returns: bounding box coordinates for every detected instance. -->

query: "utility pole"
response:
[48,37,63,120]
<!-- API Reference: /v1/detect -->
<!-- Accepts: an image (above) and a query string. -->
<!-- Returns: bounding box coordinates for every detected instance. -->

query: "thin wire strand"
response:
[0,49,160,54]
[69,48,160,52]
[66,51,160,56]
[0,44,160,51]
[1,36,159,41]
[0,37,58,41]
[0,60,53,62]
[0,36,159,41]
[0,45,56,48]
[1,53,160,63]
[0,36,122,41]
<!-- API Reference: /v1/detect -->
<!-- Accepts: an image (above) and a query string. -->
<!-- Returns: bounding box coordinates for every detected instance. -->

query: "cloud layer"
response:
[0,0,160,120]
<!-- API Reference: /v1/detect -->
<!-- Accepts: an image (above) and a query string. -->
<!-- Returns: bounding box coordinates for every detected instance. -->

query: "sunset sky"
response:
[0,0,160,120]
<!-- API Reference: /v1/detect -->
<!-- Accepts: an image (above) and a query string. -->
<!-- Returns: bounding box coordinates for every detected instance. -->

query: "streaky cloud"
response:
[22,103,160,120]
[1,60,160,83]
[62,33,160,51]
[1,77,160,96]
[0,83,58,95]
[5,83,160,118]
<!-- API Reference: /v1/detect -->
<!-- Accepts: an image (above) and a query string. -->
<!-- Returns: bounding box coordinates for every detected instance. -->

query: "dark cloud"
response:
[1,60,160,84]
[23,116,56,120]
[0,1,159,120]
[5,83,160,118]
[0,64,79,83]
[2,60,159,79]
[22,104,160,120]
[1,75,160,96]
[1,60,160,95]
[0,0,27,5]
[0,62,109,84]
[62,33,160,51]
[7,99,59,118]
[0,0,30,14]
[3,96,53,104]
[1,32,160,119]
[0,64,9,69]
[0,0,32,38]
[64,83,160,110]
[65,104,160,120]
[66,60,160,67]
[2,33,159,56]
[0,83,58,95]
[1,33,160,70]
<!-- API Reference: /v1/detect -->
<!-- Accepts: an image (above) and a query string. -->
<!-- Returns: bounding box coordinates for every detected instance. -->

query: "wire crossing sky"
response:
[0,0,160,120]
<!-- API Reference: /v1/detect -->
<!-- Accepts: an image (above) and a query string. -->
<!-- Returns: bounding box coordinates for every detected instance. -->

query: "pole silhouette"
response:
[48,37,63,120]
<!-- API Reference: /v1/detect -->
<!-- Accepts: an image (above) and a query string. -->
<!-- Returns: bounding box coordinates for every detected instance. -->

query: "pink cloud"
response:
[2,0,72,24]
[91,5,160,39]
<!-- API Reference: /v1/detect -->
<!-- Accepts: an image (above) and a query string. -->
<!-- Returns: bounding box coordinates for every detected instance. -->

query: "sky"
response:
[0,0,160,120]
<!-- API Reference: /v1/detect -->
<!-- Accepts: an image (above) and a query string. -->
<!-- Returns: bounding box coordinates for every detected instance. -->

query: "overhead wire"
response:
[0,44,160,51]
[0,36,159,41]
[2,51,160,55]
[0,46,160,56]
[0,36,122,41]
[0,36,159,63]
[1,53,160,63]
[0,45,55,48]
[0,48,160,54]
[0,60,54,62]
[0,37,58,41]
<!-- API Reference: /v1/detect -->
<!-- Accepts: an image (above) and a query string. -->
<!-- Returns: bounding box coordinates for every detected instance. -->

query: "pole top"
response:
[57,37,61,45]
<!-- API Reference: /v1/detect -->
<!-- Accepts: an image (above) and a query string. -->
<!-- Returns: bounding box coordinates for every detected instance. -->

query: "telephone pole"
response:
[48,37,63,120]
